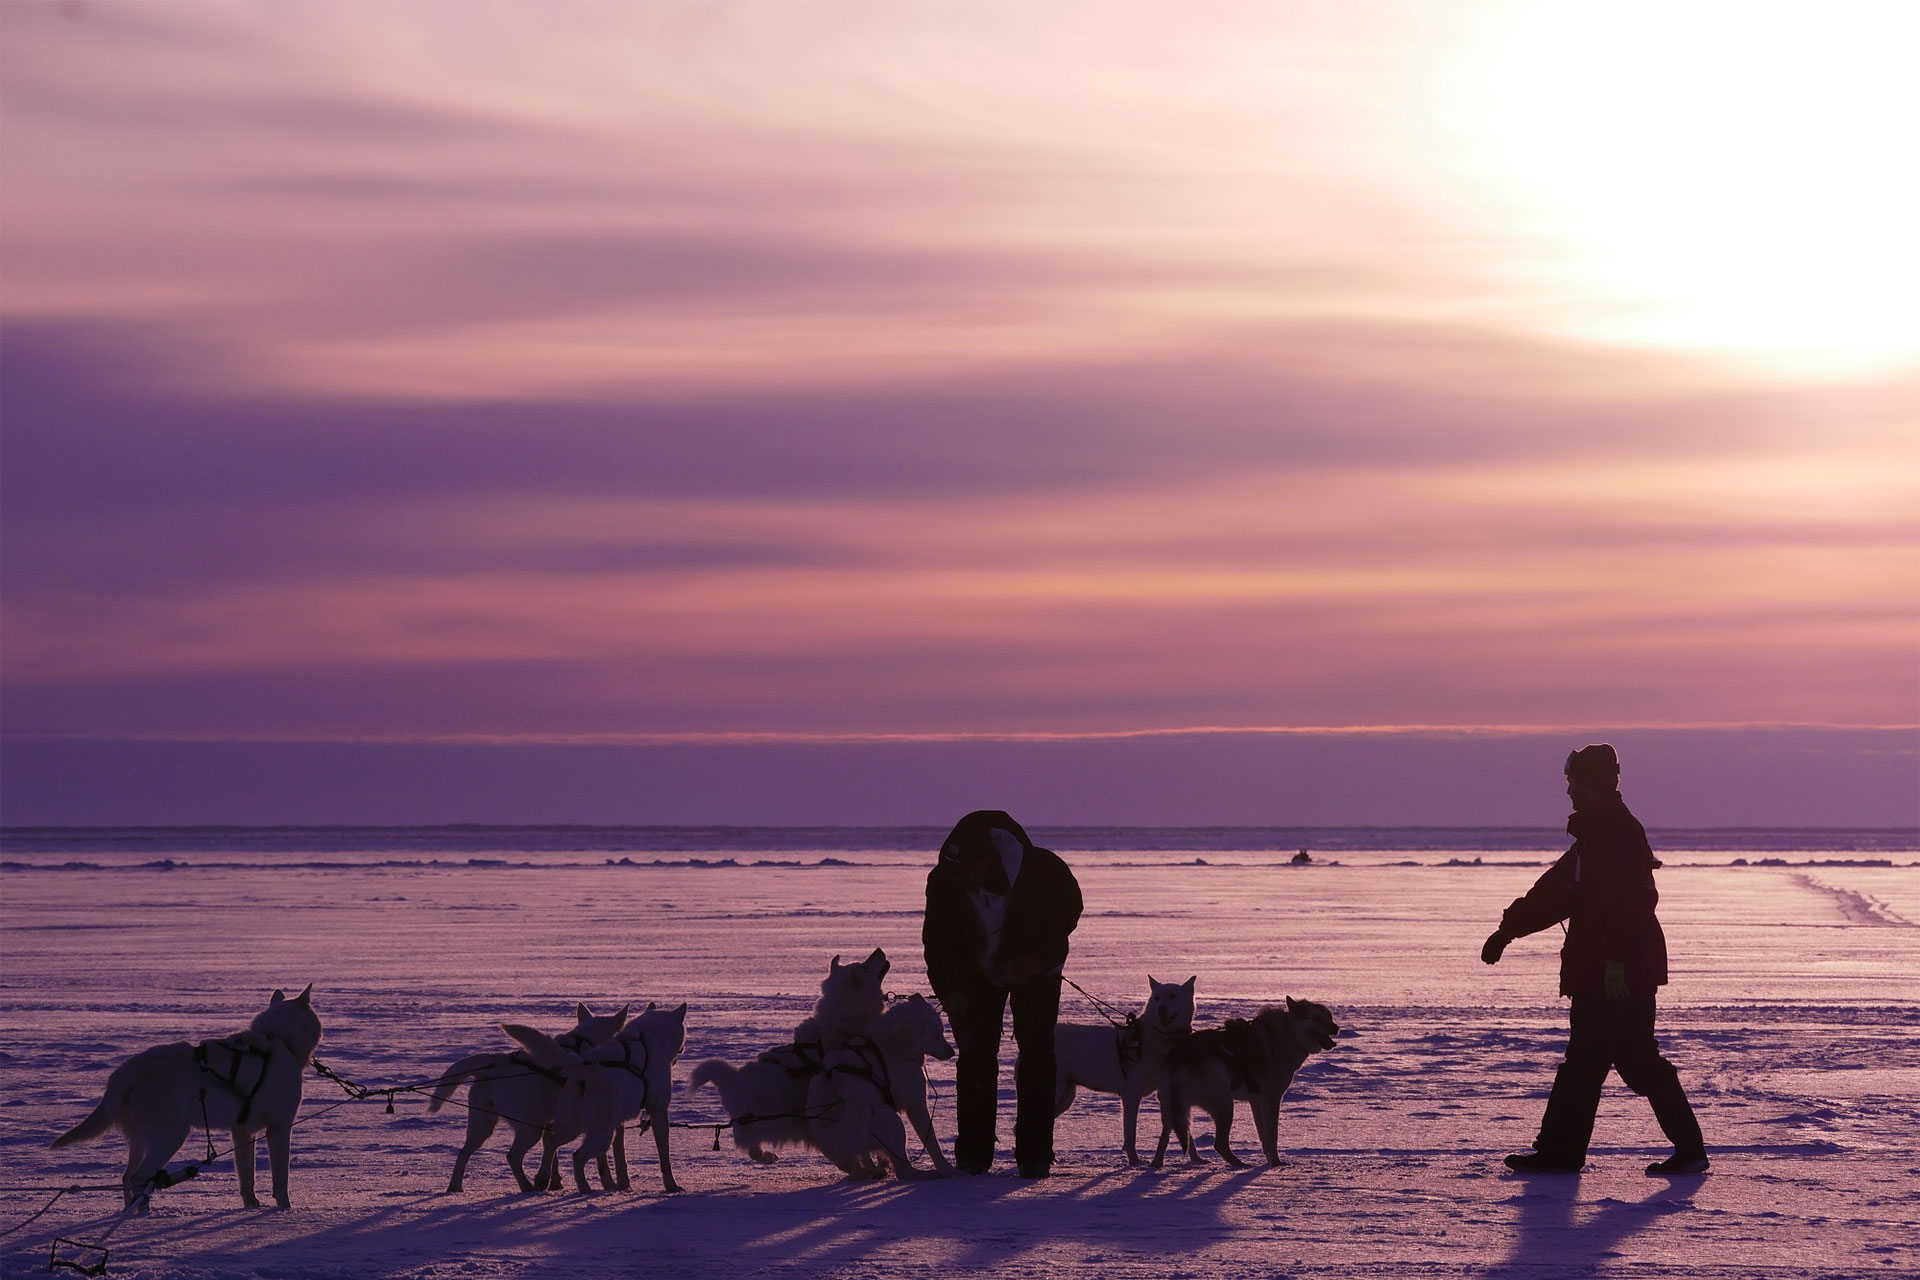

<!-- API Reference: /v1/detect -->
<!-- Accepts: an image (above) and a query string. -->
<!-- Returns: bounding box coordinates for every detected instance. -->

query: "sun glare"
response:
[1462,1,1920,373]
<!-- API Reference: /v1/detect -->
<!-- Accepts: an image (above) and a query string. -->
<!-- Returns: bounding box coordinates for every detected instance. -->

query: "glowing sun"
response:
[1462,1,1920,373]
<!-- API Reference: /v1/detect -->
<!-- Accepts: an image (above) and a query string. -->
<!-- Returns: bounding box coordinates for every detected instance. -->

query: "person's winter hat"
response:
[1564,743,1620,781]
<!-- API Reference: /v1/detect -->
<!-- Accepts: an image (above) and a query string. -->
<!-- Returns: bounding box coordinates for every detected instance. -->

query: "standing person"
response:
[1481,744,1709,1176]
[924,810,1083,1178]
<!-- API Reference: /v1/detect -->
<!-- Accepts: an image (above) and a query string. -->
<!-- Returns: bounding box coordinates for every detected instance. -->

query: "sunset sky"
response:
[2,1,1915,826]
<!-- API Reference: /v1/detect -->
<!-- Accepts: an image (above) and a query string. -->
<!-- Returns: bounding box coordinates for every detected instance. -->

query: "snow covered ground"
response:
[3,843,1917,1278]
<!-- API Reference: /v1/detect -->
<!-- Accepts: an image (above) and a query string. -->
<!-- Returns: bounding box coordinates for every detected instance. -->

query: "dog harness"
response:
[584,1037,653,1110]
[1114,1020,1144,1074]
[193,1034,275,1127]
[506,1050,566,1085]
[1214,1019,1262,1097]
[824,1036,898,1111]
[503,1026,601,1085]
[756,1039,826,1080]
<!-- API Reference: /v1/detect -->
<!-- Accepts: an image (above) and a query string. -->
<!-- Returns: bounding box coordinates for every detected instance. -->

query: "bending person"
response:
[924,810,1082,1178]
[1482,744,1709,1176]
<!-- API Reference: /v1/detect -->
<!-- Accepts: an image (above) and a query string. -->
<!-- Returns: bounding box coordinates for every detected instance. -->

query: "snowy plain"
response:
[2,831,1916,1279]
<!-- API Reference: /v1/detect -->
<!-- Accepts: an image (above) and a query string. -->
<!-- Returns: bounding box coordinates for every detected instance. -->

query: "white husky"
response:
[793,947,892,1050]
[506,1002,688,1194]
[806,993,955,1180]
[689,948,890,1165]
[1053,975,1197,1166]
[52,986,322,1211]
[428,1002,629,1192]
[1152,997,1342,1169]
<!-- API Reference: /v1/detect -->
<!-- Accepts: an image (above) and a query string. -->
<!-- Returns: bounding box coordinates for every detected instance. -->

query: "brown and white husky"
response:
[1152,996,1341,1169]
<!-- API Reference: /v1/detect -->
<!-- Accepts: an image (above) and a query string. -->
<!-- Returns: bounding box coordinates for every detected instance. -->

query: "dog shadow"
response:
[44,1187,606,1270]
[694,1163,1265,1276]
[121,1160,1271,1280]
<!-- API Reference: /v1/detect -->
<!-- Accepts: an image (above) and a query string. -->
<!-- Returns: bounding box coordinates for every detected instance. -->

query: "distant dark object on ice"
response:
[1292,850,1312,864]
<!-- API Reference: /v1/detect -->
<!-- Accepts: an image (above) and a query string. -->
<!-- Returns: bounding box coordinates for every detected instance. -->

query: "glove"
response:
[1481,929,1512,965]
[1604,960,1629,1000]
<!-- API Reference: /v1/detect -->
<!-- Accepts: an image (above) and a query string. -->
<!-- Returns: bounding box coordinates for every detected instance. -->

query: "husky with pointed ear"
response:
[507,1001,689,1194]
[691,948,890,1165]
[795,947,890,1050]
[806,992,955,1180]
[428,1002,629,1192]
[52,986,323,1211]
[1053,975,1197,1166]
[1152,996,1342,1170]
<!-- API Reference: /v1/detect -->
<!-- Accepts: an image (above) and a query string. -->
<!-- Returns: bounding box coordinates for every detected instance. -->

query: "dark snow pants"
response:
[1535,991,1704,1160]
[944,972,1062,1172]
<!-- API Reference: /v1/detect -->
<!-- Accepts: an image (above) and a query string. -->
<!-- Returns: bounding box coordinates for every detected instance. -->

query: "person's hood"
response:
[938,809,1034,870]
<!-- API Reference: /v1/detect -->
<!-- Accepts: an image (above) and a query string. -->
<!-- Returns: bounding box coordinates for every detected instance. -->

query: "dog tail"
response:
[687,1059,736,1095]
[426,1054,504,1113]
[501,1024,573,1071]
[51,1065,132,1148]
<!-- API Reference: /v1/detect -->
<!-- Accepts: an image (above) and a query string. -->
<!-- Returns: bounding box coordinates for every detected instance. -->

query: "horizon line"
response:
[3,821,1915,834]
[4,722,1914,747]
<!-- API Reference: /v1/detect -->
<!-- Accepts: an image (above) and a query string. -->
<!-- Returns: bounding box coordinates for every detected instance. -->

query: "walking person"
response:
[1481,744,1710,1176]
[924,810,1082,1177]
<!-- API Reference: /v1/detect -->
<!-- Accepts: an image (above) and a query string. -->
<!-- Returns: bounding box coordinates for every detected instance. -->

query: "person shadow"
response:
[1484,1173,1702,1277]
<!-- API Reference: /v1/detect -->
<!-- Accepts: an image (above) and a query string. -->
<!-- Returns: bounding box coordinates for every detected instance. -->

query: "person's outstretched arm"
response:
[1482,851,1575,963]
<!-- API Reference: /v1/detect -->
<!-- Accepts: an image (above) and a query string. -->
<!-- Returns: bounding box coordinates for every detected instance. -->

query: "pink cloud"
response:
[2,2,1914,815]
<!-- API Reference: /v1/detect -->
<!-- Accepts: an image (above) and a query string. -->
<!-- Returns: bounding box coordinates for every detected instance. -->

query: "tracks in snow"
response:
[1791,874,1911,927]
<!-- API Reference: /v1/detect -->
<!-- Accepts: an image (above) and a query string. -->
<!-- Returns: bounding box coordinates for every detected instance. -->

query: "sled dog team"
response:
[52,953,1341,1209]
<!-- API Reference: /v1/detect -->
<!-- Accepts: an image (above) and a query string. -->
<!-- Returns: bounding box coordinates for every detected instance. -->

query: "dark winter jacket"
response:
[1500,796,1670,997]
[924,810,1083,997]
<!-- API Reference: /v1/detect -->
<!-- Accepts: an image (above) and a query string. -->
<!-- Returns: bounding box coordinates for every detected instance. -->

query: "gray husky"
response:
[1152,997,1341,1169]
[1053,975,1196,1165]
[506,1002,689,1194]
[52,986,323,1211]
[689,948,890,1165]
[428,1002,629,1192]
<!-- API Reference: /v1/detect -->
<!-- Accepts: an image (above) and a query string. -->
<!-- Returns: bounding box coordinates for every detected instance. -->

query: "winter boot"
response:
[1504,1150,1584,1173]
[1645,1151,1710,1176]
